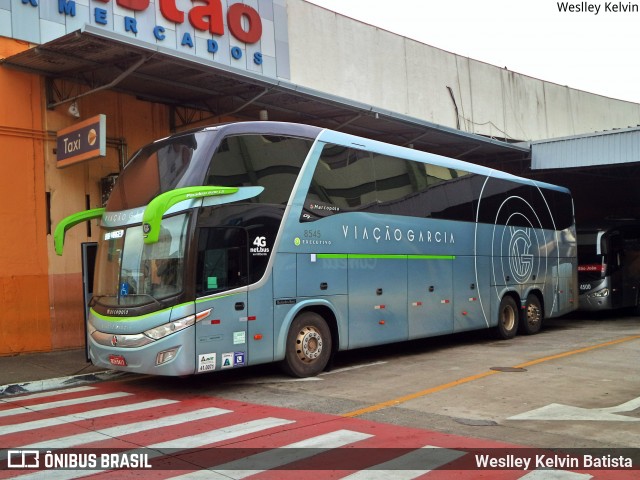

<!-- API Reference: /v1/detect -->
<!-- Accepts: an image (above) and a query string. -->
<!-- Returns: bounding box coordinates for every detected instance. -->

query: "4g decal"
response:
[250,236,270,256]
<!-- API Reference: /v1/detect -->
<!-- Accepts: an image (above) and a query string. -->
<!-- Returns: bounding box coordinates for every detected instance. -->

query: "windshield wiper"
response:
[125,293,167,309]
[89,293,166,309]
[88,294,116,307]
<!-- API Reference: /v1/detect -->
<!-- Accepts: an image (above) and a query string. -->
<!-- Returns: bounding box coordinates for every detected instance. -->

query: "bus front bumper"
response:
[88,327,196,376]
[578,290,612,311]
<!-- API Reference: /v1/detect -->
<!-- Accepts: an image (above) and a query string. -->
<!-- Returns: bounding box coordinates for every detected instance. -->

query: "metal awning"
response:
[531,127,640,170]
[1,26,529,164]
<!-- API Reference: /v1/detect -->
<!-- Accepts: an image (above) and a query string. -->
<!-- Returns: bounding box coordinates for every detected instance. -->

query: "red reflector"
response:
[211,319,221,324]
[254,334,263,340]
[379,320,385,325]
[109,355,127,367]
[248,316,257,321]
[578,264,605,272]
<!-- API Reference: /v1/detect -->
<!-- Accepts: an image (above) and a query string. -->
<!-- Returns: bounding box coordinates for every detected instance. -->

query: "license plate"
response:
[109,355,127,367]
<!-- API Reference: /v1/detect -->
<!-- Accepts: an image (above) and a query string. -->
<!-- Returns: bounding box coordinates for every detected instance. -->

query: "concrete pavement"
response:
[0,348,121,396]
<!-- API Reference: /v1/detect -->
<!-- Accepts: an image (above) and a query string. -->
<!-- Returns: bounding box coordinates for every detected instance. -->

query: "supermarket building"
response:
[1,0,639,355]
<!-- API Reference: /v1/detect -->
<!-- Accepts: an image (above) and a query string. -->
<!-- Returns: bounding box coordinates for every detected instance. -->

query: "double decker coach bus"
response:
[578,221,640,311]
[55,122,577,377]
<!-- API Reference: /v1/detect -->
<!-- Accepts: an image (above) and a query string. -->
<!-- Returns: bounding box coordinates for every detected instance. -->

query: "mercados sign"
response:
[11,0,289,79]
[92,0,262,44]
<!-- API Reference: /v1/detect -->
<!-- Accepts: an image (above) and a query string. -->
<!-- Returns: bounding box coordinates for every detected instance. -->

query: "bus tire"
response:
[495,295,519,340]
[282,311,332,378]
[520,294,543,335]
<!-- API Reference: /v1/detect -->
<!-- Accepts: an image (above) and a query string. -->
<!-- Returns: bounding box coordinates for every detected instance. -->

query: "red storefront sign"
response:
[92,0,262,43]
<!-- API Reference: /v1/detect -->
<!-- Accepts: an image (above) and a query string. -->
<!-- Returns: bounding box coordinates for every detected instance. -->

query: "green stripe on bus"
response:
[316,254,455,260]
[90,307,169,322]
[89,301,193,322]
[195,291,244,304]
[91,293,245,321]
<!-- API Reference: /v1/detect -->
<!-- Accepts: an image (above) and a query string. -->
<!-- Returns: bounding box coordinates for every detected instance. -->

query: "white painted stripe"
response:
[0,391,132,418]
[0,386,96,403]
[15,407,232,450]
[150,417,296,451]
[0,399,177,436]
[341,445,466,480]
[521,470,593,479]
[196,429,374,479]
[509,396,640,422]
[169,471,216,479]
[14,417,296,480]
[319,361,387,375]
[231,377,322,385]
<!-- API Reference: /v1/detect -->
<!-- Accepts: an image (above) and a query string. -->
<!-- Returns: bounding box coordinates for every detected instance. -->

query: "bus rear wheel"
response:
[495,295,519,339]
[282,312,332,378]
[520,294,543,335]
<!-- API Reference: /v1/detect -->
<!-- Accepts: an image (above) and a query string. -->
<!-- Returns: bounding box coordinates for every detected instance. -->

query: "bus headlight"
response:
[588,288,609,298]
[145,315,195,340]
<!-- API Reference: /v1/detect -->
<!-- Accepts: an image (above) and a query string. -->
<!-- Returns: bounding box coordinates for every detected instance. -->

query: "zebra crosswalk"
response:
[0,382,612,479]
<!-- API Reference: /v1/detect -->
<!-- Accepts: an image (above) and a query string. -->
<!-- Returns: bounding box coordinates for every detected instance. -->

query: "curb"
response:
[0,370,128,396]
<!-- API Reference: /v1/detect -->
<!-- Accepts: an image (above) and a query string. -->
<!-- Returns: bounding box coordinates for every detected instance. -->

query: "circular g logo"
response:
[508,227,534,283]
[474,177,561,322]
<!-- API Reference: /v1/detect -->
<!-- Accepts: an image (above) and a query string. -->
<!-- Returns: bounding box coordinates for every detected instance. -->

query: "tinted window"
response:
[107,134,201,211]
[302,144,476,222]
[197,204,285,285]
[205,134,313,205]
[476,178,574,230]
[196,227,248,295]
[301,144,573,230]
[304,145,375,216]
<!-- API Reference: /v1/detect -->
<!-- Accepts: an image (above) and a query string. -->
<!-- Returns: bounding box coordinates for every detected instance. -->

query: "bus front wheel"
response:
[282,312,332,378]
[520,294,543,335]
[495,295,519,340]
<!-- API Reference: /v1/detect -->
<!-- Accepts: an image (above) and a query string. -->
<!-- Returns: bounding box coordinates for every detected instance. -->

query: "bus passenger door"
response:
[194,227,249,373]
[608,233,625,308]
[408,258,453,339]
[622,236,640,308]
[348,257,408,349]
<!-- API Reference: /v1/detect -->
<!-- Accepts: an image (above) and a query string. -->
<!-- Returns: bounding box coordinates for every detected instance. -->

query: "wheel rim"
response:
[526,302,541,327]
[295,326,323,364]
[501,304,516,331]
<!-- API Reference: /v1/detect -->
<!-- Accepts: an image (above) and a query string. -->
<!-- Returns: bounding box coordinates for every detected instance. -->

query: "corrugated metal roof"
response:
[531,126,640,169]
[0,26,529,165]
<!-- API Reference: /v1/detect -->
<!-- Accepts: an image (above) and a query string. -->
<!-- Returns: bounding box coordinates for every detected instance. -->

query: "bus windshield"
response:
[93,214,190,308]
[577,231,606,280]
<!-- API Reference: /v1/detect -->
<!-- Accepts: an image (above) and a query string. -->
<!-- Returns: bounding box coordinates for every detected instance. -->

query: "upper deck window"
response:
[106,133,204,211]
[205,134,313,205]
[302,143,476,222]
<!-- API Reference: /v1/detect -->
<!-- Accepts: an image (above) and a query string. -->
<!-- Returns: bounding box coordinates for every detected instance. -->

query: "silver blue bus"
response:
[56,122,577,377]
